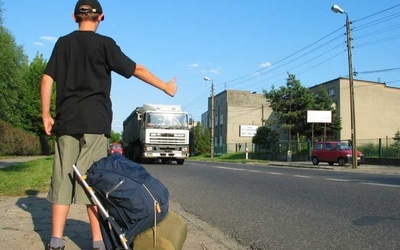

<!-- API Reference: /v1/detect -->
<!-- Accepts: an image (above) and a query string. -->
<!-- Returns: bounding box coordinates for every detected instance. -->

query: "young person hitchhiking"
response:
[40,0,177,249]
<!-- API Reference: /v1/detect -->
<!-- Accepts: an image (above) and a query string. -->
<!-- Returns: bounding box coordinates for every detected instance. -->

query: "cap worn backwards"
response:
[74,0,104,21]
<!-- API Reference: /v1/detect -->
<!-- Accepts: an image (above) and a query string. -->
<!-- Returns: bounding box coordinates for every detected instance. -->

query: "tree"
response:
[110,130,121,143]
[0,5,29,127]
[21,53,49,135]
[252,126,279,153]
[310,87,342,141]
[192,123,210,156]
[264,73,314,142]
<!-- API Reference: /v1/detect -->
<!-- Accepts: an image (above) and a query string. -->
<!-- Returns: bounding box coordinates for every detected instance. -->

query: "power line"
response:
[355,67,400,75]
[183,4,400,119]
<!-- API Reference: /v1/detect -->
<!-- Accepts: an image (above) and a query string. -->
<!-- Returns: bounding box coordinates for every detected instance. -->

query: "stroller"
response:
[73,154,187,250]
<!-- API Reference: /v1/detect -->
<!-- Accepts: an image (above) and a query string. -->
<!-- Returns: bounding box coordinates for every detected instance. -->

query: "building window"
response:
[328,88,335,96]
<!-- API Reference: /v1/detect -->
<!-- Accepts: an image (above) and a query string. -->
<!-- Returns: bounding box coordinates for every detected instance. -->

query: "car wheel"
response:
[312,157,319,165]
[338,158,346,166]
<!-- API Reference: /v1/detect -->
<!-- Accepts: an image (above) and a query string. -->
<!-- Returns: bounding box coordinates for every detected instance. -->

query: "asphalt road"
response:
[145,160,400,250]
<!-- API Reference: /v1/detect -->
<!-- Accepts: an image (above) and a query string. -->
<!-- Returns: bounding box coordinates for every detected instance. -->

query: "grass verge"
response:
[0,157,53,196]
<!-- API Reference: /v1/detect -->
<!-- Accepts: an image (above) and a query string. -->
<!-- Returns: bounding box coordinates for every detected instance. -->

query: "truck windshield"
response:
[146,113,188,128]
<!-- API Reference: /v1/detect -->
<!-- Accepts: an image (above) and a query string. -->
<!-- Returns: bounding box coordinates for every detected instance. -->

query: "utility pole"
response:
[204,77,215,158]
[346,14,357,169]
[332,4,357,169]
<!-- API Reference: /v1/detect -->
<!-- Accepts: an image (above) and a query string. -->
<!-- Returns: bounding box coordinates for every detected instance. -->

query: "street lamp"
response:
[331,4,357,169]
[204,77,215,158]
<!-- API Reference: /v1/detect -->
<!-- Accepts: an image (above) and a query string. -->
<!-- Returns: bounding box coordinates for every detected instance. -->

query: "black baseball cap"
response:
[74,0,104,21]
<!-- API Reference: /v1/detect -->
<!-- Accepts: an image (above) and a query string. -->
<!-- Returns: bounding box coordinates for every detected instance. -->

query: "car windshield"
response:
[336,143,351,150]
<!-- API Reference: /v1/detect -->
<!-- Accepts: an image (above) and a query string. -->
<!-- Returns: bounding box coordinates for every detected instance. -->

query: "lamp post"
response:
[331,4,357,169]
[204,77,215,158]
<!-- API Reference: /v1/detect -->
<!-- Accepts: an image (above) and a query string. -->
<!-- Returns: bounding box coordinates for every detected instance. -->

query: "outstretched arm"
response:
[41,74,55,136]
[133,64,177,97]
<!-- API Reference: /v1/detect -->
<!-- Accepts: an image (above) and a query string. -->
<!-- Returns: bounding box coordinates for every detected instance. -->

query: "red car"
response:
[311,141,364,166]
[109,142,123,155]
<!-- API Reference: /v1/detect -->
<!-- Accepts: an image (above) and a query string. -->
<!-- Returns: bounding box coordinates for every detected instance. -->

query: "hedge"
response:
[0,120,53,156]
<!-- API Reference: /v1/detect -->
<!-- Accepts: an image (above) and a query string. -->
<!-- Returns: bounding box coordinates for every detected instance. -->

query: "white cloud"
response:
[209,68,220,75]
[34,42,44,46]
[260,62,272,68]
[188,63,200,68]
[40,36,58,42]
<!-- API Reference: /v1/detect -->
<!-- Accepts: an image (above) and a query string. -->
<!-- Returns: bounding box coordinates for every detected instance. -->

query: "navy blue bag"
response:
[86,154,169,249]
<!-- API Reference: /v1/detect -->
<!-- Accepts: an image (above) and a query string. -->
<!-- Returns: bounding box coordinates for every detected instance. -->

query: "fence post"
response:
[379,138,382,158]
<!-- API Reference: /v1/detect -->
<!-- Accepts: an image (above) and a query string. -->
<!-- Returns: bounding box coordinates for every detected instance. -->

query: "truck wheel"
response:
[177,159,184,165]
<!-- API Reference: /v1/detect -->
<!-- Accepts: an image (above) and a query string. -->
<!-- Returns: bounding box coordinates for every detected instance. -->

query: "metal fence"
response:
[215,138,400,159]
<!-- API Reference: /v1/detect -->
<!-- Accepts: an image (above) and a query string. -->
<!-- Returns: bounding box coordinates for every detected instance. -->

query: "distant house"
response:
[309,77,400,141]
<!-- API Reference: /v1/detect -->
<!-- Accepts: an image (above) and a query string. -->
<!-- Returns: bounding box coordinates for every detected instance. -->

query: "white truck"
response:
[122,104,190,164]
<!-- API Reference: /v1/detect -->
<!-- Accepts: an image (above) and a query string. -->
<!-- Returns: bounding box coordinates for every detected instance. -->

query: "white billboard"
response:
[307,110,332,123]
[239,125,259,137]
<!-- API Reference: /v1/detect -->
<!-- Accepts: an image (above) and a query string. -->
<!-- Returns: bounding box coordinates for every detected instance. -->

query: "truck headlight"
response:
[145,146,153,151]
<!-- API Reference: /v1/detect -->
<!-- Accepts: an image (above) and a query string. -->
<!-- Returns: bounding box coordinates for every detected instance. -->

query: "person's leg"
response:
[51,204,70,238]
[87,205,102,241]
[75,134,109,249]
[47,135,80,249]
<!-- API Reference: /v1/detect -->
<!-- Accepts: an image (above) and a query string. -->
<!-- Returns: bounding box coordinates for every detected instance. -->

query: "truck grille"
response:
[149,136,186,144]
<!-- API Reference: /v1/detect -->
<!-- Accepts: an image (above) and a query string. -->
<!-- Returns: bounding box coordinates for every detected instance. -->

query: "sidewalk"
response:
[0,157,246,250]
[0,194,246,250]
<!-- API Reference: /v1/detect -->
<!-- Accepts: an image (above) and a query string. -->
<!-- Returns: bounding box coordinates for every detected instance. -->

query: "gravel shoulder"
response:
[0,194,246,249]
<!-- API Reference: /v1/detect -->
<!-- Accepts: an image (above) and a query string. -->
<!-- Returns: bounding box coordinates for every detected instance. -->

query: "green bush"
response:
[0,120,53,156]
[358,143,378,157]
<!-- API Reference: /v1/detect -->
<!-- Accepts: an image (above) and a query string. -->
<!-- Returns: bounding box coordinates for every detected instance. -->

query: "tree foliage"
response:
[263,73,342,142]
[110,130,122,143]
[264,73,314,139]
[0,7,29,127]
[20,53,49,135]
[252,126,279,153]
[311,87,342,140]
[192,123,211,156]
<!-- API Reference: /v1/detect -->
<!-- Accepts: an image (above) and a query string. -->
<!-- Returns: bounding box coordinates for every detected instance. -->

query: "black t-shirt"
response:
[44,30,136,136]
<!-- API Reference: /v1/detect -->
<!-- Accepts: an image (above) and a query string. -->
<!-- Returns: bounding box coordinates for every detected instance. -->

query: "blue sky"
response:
[3,1,400,132]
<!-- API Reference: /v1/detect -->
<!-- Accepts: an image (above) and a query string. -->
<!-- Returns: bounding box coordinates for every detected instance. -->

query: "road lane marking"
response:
[215,166,247,171]
[268,172,284,175]
[209,165,400,188]
[325,178,352,182]
[293,175,312,178]
[361,182,400,188]
[248,170,262,173]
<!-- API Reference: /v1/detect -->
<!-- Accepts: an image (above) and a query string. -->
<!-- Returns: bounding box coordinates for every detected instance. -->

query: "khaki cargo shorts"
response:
[47,134,109,205]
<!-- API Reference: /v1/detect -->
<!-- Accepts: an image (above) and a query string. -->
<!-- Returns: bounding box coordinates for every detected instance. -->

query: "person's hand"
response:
[164,77,177,97]
[42,116,54,136]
